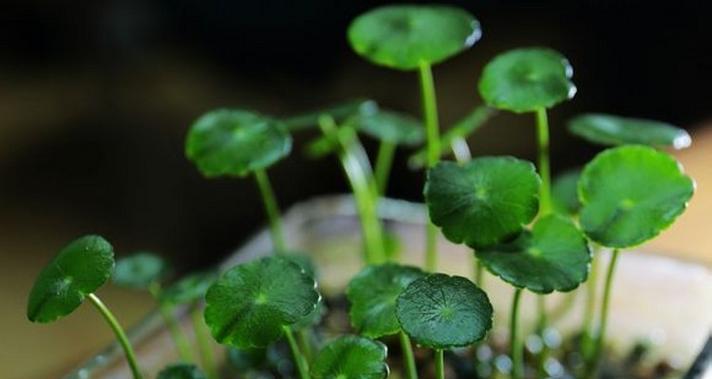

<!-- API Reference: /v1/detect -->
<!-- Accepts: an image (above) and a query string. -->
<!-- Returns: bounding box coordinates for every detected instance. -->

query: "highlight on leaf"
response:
[568,113,691,150]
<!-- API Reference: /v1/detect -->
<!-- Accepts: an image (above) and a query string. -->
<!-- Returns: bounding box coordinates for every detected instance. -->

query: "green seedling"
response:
[396,273,493,379]
[310,335,389,379]
[568,113,691,149]
[157,363,207,379]
[27,235,144,379]
[347,264,425,379]
[203,256,320,379]
[186,109,292,253]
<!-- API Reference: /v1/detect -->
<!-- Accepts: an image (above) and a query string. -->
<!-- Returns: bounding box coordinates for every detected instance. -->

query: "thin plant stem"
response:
[475,257,484,287]
[400,331,418,379]
[191,305,218,379]
[510,288,524,379]
[587,249,620,378]
[435,349,445,379]
[535,108,552,215]
[283,326,310,379]
[450,136,472,162]
[581,246,601,359]
[148,283,194,362]
[374,141,396,196]
[87,293,143,379]
[254,169,286,253]
[297,328,314,363]
[419,62,441,272]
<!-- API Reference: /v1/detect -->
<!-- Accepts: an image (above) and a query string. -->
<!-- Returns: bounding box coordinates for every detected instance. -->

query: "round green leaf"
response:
[346,264,426,338]
[552,169,582,216]
[425,157,541,249]
[27,235,114,323]
[396,274,493,349]
[160,271,217,306]
[477,214,591,293]
[204,257,321,348]
[348,5,481,70]
[479,47,576,113]
[157,363,207,379]
[568,113,691,149]
[578,145,694,248]
[357,102,424,145]
[186,109,292,178]
[311,335,389,379]
[112,252,166,289]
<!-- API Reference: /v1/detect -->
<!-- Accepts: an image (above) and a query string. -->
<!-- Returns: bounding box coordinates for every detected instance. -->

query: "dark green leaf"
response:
[479,47,576,113]
[357,102,424,145]
[282,253,317,280]
[27,235,114,323]
[396,274,493,349]
[568,113,691,149]
[157,363,207,379]
[204,257,321,348]
[227,347,267,372]
[346,264,425,338]
[160,271,217,306]
[185,109,291,178]
[425,157,540,249]
[578,145,694,248]
[348,5,481,70]
[552,169,582,216]
[311,335,389,379]
[477,214,591,293]
[112,252,166,289]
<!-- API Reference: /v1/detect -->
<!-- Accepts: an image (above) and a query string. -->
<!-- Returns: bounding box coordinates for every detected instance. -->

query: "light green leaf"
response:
[311,335,389,379]
[203,257,320,348]
[479,47,576,113]
[159,271,217,306]
[27,235,114,323]
[568,113,691,149]
[281,98,371,131]
[425,157,540,249]
[357,102,424,146]
[477,214,591,293]
[396,274,492,349]
[346,264,426,338]
[578,145,694,248]
[348,5,481,70]
[185,109,291,178]
[552,169,582,216]
[112,252,167,290]
[157,363,207,379]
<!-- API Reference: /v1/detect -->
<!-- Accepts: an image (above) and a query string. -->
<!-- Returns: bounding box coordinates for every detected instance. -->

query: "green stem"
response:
[419,62,441,272]
[191,305,218,379]
[297,329,314,363]
[400,331,418,379]
[374,141,396,196]
[472,252,484,287]
[435,349,445,379]
[87,293,143,379]
[510,288,524,379]
[587,249,620,378]
[148,283,194,362]
[450,136,472,162]
[581,247,601,359]
[254,169,286,253]
[283,326,310,379]
[535,108,552,215]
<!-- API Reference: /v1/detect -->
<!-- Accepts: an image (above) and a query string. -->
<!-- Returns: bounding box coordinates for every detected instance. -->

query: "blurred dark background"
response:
[1,1,710,377]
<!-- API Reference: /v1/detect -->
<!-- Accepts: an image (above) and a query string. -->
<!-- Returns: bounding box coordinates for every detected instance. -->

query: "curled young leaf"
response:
[27,235,114,323]
[568,113,691,150]
[113,251,167,290]
[311,335,389,379]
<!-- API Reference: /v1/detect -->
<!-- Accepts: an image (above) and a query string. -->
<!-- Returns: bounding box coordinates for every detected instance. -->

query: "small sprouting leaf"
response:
[27,235,114,323]
[157,363,207,379]
[396,273,493,349]
[568,113,691,149]
[159,271,217,306]
[348,5,481,70]
[204,257,320,348]
[346,264,426,338]
[112,252,166,289]
[552,169,582,216]
[311,335,389,379]
[479,47,576,113]
[477,214,591,293]
[357,103,424,146]
[578,145,694,248]
[185,109,291,178]
[425,157,540,249]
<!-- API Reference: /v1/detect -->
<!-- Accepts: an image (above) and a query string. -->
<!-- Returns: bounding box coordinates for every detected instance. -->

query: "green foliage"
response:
[346,264,425,338]
[578,145,694,248]
[396,273,493,349]
[156,363,207,379]
[185,109,291,178]
[477,214,591,293]
[425,157,540,249]
[226,347,267,372]
[479,47,576,113]
[568,113,691,149]
[203,257,321,348]
[348,5,480,70]
[281,98,371,131]
[159,271,217,306]
[113,252,166,289]
[357,103,424,145]
[27,235,114,323]
[310,335,389,379]
[552,169,582,216]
